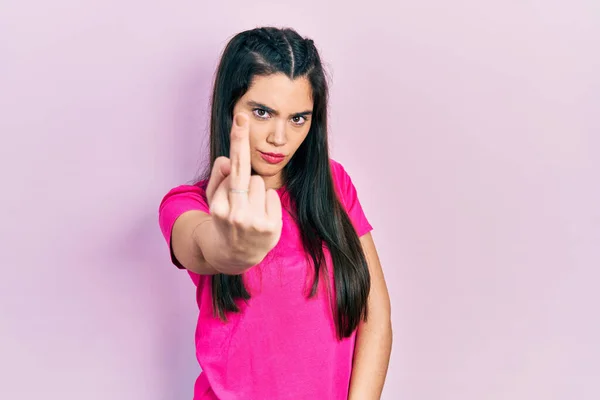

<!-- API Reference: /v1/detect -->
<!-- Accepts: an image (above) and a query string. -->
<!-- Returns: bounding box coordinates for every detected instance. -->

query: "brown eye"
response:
[291,116,306,126]
[253,109,270,119]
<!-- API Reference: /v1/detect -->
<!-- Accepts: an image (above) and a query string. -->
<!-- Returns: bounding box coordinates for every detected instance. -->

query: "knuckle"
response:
[272,220,283,233]
[231,126,244,140]
[210,203,226,219]
[262,220,279,233]
[231,156,241,169]
[212,157,230,174]
[228,212,246,227]
[215,156,229,164]
[252,219,268,233]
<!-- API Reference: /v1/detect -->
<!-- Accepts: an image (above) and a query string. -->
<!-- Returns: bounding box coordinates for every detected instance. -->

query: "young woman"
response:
[158,26,392,400]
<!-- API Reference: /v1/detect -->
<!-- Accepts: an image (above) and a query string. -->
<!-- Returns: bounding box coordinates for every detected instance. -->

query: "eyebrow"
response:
[246,100,313,117]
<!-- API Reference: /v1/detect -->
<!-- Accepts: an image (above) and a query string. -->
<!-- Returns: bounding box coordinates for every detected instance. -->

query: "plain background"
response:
[1,1,599,399]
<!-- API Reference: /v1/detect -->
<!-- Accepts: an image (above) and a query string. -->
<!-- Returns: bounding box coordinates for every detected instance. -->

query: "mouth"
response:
[259,151,286,165]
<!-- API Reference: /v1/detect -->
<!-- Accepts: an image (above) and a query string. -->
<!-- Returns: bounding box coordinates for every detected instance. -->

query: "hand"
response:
[205,113,283,271]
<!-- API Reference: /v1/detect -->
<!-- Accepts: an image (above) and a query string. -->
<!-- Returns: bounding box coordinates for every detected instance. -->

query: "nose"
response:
[267,119,287,147]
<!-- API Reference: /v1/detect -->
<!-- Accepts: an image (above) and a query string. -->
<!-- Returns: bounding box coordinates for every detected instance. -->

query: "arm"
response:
[170,210,219,275]
[170,207,271,276]
[167,157,254,275]
[347,232,393,400]
[167,156,242,275]
[164,113,282,276]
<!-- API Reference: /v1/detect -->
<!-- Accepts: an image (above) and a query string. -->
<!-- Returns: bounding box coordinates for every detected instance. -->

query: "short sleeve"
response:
[330,160,373,237]
[158,181,210,269]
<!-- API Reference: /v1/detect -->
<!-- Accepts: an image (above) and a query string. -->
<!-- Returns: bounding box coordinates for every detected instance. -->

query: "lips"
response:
[259,151,286,164]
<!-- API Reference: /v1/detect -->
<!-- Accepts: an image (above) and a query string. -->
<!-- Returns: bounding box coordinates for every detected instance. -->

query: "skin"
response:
[170,72,392,398]
[232,72,314,190]
[348,232,393,400]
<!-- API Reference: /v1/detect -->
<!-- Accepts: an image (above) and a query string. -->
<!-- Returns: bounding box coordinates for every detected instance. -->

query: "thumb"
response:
[206,156,231,204]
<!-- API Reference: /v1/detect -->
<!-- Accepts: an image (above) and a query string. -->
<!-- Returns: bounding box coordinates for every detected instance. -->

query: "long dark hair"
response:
[202,27,370,339]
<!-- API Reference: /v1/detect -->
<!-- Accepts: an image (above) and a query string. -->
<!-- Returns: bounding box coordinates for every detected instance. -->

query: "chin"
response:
[251,159,283,176]
[257,164,282,176]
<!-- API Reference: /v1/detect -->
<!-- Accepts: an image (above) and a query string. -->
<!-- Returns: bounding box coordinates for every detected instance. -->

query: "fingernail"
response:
[234,114,247,128]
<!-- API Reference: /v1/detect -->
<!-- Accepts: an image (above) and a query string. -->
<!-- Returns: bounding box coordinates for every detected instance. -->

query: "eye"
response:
[291,116,306,126]
[252,108,270,120]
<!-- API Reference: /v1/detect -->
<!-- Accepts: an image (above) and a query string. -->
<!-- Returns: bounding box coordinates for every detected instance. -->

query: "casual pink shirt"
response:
[158,159,372,400]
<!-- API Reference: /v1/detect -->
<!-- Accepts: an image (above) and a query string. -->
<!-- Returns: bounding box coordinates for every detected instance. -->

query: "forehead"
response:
[243,73,313,110]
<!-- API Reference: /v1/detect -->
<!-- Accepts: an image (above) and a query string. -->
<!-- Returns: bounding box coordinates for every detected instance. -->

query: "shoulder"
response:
[159,180,208,205]
[328,158,357,205]
[329,158,357,188]
[329,158,344,172]
[158,179,210,217]
[329,158,350,183]
[328,158,373,234]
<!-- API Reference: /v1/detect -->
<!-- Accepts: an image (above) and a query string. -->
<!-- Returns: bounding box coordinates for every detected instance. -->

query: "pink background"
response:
[1,1,598,399]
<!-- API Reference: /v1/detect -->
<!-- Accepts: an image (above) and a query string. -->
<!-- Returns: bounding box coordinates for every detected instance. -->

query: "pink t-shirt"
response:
[158,159,372,400]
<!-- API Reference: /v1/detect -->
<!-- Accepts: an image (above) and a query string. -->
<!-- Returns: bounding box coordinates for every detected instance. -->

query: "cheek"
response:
[248,122,268,147]
[293,125,311,147]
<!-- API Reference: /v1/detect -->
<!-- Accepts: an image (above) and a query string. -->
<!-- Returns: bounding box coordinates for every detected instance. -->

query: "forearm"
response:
[347,314,393,400]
